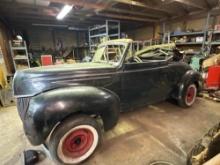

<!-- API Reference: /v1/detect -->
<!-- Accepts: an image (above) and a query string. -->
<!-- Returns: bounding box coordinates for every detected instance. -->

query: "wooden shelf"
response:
[90,33,107,38]
[176,42,203,46]
[171,31,204,37]
[12,47,26,50]
[210,42,220,45]
[212,31,220,34]
[89,25,106,31]
[13,57,28,60]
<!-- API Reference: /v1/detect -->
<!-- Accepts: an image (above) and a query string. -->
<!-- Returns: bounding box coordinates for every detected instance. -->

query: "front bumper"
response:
[17,97,45,145]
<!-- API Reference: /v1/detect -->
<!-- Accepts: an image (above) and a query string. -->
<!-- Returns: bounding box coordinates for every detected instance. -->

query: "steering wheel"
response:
[133,56,143,63]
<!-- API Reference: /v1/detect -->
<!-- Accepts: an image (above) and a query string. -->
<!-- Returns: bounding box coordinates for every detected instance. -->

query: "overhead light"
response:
[56,5,73,20]
[16,35,23,40]
[131,1,137,5]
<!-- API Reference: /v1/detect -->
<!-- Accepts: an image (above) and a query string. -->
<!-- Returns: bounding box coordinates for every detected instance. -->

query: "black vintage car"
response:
[13,39,203,164]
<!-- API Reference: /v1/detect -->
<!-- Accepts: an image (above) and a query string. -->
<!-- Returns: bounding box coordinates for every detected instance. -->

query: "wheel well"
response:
[45,112,104,144]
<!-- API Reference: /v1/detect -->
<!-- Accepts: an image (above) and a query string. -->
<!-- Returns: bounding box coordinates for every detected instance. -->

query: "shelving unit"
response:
[208,30,220,54]
[9,40,30,71]
[169,31,206,53]
[89,20,120,55]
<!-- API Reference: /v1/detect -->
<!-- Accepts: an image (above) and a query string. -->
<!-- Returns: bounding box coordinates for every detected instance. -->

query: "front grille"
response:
[17,97,30,121]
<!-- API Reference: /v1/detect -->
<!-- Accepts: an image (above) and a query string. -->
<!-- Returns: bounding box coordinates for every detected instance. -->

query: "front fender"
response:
[24,86,120,145]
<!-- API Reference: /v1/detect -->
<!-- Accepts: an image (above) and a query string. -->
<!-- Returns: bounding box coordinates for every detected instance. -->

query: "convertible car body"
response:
[13,39,203,164]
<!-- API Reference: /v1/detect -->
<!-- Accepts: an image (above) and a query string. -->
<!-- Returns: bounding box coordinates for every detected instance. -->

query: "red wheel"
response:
[48,115,101,164]
[58,125,98,164]
[61,127,94,158]
[178,83,197,107]
[185,84,197,106]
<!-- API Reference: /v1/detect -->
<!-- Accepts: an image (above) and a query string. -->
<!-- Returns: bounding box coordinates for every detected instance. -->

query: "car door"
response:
[120,59,171,109]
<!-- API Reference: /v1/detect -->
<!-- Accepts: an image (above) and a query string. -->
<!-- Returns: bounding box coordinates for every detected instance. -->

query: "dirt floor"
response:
[0,97,220,165]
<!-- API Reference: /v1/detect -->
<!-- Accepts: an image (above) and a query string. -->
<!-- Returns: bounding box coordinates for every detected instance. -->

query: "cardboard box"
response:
[215,24,220,31]
[202,54,220,69]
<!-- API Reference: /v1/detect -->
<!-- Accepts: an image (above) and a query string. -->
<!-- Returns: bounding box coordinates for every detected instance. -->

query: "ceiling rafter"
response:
[49,0,159,22]
[111,0,173,14]
[97,13,158,22]
[106,7,163,18]
[0,2,59,17]
[161,6,220,23]
[0,9,96,26]
[172,0,208,10]
[49,0,108,11]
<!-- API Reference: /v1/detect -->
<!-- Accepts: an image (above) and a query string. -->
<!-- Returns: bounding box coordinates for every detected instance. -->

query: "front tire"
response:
[178,83,197,107]
[48,115,102,164]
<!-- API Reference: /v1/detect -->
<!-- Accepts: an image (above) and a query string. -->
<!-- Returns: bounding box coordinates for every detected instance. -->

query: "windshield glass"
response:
[92,43,127,66]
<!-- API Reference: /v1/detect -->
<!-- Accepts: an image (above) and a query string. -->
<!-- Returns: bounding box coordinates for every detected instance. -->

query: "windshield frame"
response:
[92,41,129,67]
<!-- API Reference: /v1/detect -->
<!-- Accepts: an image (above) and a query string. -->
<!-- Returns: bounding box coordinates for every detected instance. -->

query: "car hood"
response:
[13,62,116,97]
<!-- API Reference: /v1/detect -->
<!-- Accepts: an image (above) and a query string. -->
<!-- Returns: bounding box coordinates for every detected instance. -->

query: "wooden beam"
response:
[7,19,90,28]
[49,0,108,11]
[106,7,164,18]
[50,0,160,22]
[97,13,158,22]
[172,0,208,10]
[0,2,59,17]
[0,11,93,26]
[111,0,173,14]
[161,7,220,23]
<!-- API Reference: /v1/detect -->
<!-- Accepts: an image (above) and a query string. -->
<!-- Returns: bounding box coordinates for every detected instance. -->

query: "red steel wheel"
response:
[57,125,99,164]
[185,84,197,106]
[62,128,94,158]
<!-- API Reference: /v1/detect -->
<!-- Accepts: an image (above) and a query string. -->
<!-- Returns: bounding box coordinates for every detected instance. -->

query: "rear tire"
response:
[48,115,102,164]
[178,83,197,107]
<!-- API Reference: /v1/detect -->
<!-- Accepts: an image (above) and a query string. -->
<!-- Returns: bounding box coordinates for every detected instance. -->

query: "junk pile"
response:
[201,53,220,101]
[0,65,15,107]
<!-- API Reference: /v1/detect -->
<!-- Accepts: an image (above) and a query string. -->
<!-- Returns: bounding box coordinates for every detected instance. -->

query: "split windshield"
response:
[92,43,127,66]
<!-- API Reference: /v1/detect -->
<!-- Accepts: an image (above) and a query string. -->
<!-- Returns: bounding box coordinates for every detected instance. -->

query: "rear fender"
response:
[172,70,203,100]
[177,70,203,99]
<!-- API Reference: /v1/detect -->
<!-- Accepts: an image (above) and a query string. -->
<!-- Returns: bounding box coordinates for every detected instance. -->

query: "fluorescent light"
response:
[16,35,23,40]
[131,1,137,5]
[56,5,73,20]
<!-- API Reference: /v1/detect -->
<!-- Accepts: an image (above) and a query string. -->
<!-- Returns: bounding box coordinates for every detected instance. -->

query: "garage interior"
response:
[0,0,220,165]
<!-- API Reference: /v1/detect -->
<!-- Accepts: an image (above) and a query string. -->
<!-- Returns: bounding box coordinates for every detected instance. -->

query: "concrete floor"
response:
[0,98,220,165]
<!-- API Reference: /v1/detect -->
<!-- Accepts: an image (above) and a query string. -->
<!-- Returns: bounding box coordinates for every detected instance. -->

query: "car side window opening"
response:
[125,47,174,64]
[139,48,173,61]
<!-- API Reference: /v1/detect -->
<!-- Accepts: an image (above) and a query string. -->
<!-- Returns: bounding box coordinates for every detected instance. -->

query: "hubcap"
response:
[186,86,196,104]
[62,128,94,158]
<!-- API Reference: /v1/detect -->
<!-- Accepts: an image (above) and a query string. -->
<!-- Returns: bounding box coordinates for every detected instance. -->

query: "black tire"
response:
[48,115,102,165]
[187,123,220,165]
[178,83,197,108]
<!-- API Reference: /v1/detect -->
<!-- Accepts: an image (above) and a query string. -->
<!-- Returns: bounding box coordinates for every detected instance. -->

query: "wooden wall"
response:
[131,15,220,41]
[0,21,13,74]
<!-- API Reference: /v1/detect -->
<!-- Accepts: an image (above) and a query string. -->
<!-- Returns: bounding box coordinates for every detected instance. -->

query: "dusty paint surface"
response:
[0,98,220,165]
